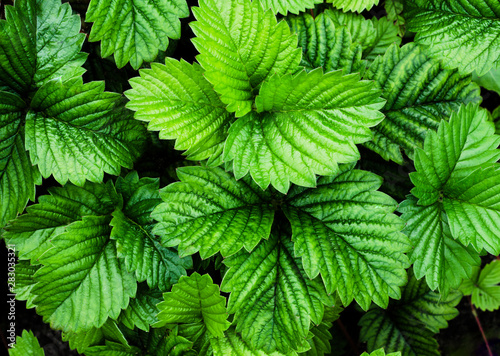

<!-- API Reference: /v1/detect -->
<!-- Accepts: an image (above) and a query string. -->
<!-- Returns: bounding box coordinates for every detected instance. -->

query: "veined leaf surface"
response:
[9,330,44,356]
[259,0,322,15]
[327,0,380,13]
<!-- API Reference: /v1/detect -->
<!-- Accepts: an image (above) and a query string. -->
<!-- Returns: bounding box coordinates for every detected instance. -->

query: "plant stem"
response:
[336,319,359,355]
[469,296,493,356]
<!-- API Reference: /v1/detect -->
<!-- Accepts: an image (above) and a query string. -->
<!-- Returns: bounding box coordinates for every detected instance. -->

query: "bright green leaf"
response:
[191,0,301,117]
[360,348,401,356]
[326,0,380,13]
[156,272,230,338]
[363,43,480,164]
[259,0,323,15]
[25,78,146,186]
[0,0,86,93]
[406,0,500,76]
[8,330,44,356]
[86,0,188,69]
[13,260,39,309]
[32,215,137,333]
[224,69,385,193]
[461,261,500,311]
[152,166,274,258]
[221,228,333,354]
[473,64,500,96]
[283,165,410,310]
[126,59,235,164]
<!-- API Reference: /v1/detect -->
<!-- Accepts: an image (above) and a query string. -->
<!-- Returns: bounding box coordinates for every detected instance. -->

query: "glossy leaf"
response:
[86,0,188,69]
[152,166,274,258]
[191,0,301,117]
[406,0,500,76]
[283,165,410,309]
[156,272,230,338]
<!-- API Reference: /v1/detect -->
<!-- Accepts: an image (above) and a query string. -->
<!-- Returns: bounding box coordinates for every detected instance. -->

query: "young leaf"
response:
[85,0,189,69]
[363,43,480,164]
[283,165,410,309]
[156,272,231,338]
[410,104,500,206]
[327,0,380,13]
[32,215,137,333]
[125,59,235,164]
[399,195,480,296]
[221,228,333,354]
[259,0,323,15]
[224,69,385,193]
[152,166,274,258]
[25,78,146,186]
[8,330,44,356]
[5,181,121,263]
[287,12,365,74]
[406,0,500,76]
[461,261,500,311]
[361,349,401,356]
[359,270,461,356]
[0,92,40,228]
[211,327,297,356]
[190,0,301,117]
[0,0,86,93]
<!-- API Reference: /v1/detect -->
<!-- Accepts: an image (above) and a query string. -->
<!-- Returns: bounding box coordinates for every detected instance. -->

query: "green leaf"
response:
[0,0,86,93]
[283,164,410,310]
[326,0,380,13]
[152,166,274,258]
[384,0,405,36]
[323,9,401,62]
[111,172,191,290]
[84,341,143,356]
[287,12,365,74]
[156,272,230,338]
[258,0,323,15]
[399,195,480,296]
[8,330,44,356]
[32,215,137,333]
[406,0,500,76]
[119,284,162,332]
[191,0,301,117]
[25,78,146,186]
[473,64,500,96]
[211,327,297,356]
[0,91,40,228]
[224,69,385,193]
[5,181,121,263]
[221,228,333,354]
[461,261,500,311]
[411,104,500,206]
[62,319,127,354]
[86,0,188,69]
[359,270,461,356]
[178,323,213,356]
[302,321,333,356]
[363,43,481,164]
[13,260,40,309]
[125,59,235,164]
[361,349,401,356]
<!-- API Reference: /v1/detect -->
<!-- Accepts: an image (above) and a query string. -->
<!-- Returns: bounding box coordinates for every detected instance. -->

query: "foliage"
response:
[2,0,500,355]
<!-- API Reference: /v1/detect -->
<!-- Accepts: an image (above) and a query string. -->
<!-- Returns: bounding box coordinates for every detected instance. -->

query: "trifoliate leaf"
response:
[86,0,188,69]
[411,104,500,206]
[327,0,380,14]
[125,59,235,164]
[211,327,297,356]
[406,0,500,76]
[0,0,86,93]
[152,166,274,258]
[5,181,120,263]
[191,0,301,117]
[156,272,230,337]
[461,261,500,311]
[363,43,481,164]
[0,91,40,228]
[283,164,410,310]
[323,9,401,62]
[25,78,146,186]
[287,12,365,74]
[359,270,461,356]
[32,215,137,333]
[8,330,44,356]
[399,195,480,296]
[361,349,401,356]
[119,284,162,332]
[221,228,333,354]
[13,260,39,309]
[111,173,191,290]
[259,0,323,15]
[224,69,385,193]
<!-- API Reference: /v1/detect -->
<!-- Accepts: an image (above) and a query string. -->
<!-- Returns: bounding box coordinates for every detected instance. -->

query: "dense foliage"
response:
[1,0,500,355]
